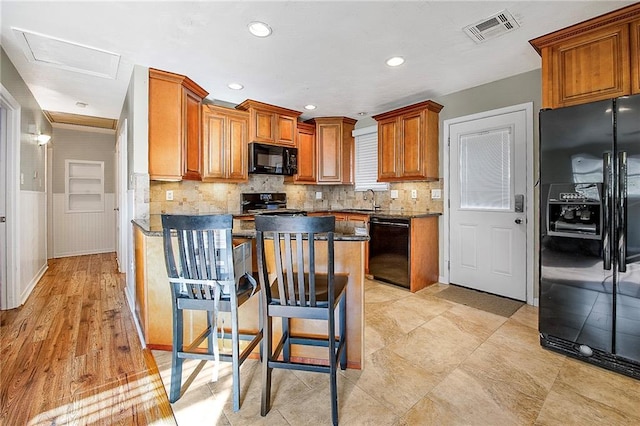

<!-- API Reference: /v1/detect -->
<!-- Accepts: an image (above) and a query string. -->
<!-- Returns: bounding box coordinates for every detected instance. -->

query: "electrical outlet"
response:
[411,189,418,199]
[315,191,322,200]
[431,189,442,199]
[166,190,174,201]
[390,190,399,199]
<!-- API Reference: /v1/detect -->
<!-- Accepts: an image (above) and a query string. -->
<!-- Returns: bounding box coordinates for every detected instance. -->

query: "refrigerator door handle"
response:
[618,151,627,273]
[603,152,612,270]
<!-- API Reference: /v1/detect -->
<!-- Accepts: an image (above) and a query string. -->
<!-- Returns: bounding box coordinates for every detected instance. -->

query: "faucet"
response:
[365,189,380,211]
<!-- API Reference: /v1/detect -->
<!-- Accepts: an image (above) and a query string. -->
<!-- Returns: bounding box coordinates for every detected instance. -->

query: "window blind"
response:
[354,128,389,192]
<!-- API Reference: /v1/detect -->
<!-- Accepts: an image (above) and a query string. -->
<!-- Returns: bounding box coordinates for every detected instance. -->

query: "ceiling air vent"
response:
[463,10,520,43]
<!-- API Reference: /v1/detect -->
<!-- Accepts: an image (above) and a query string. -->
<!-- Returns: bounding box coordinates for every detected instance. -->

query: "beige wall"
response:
[1,47,51,193]
[433,69,541,296]
[51,127,116,194]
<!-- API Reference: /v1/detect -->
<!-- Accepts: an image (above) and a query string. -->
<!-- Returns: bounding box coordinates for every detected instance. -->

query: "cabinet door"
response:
[549,24,630,107]
[278,115,296,146]
[632,19,640,94]
[295,123,316,183]
[149,76,183,180]
[202,110,226,180]
[341,121,355,184]
[377,117,399,181]
[183,89,202,180]
[399,111,425,179]
[252,109,276,143]
[227,113,249,181]
[317,122,342,183]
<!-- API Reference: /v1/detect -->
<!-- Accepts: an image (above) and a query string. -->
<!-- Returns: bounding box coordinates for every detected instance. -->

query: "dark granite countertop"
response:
[310,209,441,219]
[132,214,369,241]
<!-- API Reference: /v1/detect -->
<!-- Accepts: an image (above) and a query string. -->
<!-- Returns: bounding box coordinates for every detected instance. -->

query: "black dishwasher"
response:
[368,216,410,288]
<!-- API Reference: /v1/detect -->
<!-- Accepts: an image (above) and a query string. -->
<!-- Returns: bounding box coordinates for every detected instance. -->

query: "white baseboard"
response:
[20,263,48,306]
[125,285,146,348]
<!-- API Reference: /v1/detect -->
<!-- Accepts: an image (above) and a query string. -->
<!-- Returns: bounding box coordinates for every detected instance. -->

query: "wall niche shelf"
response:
[65,159,104,213]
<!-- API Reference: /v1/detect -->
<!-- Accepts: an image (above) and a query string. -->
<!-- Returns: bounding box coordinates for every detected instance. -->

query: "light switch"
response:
[390,190,398,199]
[431,189,442,199]
[315,191,322,200]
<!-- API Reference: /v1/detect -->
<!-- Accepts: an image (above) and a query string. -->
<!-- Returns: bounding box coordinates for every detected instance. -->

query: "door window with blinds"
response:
[354,127,388,191]
[459,126,513,210]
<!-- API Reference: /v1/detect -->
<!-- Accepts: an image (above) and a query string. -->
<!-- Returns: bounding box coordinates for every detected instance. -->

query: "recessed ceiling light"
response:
[358,112,368,116]
[75,101,88,108]
[228,83,244,90]
[386,56,405,67]
[248,21,272,37]
[304,104,317,110]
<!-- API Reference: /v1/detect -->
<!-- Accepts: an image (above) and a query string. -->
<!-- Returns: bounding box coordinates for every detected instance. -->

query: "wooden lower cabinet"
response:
[409,216,439,292]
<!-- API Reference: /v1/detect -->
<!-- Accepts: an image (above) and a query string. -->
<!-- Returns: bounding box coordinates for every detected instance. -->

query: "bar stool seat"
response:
[161,214,262,412]
[255,215,347,425]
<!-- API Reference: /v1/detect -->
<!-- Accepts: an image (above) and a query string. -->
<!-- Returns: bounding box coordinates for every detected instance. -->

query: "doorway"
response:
[444,103,534,303]
[0,85,20,310]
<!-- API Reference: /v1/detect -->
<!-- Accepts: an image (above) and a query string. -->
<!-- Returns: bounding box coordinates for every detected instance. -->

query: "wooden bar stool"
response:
[254,215,348,425]
[161,214,262,412]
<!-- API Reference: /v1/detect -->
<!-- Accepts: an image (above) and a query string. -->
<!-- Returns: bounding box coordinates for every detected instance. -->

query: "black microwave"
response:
[248,142,298,176]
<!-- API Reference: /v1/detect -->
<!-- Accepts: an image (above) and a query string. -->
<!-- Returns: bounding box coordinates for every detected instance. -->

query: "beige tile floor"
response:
[153,279,640,425]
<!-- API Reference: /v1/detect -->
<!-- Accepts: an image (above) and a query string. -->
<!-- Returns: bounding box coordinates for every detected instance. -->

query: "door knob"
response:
[515,218,523,224]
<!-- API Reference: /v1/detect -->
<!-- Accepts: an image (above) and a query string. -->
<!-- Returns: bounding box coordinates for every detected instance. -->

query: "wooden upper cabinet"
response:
[235,99,301,147]
[288,121,316,183]
[183,90,203,180]
[377,117,399,180]
[310,117,357,185]
[278,115,297,146]
[529,3,640,108]
[201,105,249,182]
[372,100,442,182]
[632,18,640,94]
[148,68,208,181]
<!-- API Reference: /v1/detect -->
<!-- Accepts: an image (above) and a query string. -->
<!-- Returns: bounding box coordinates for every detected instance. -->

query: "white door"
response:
[449,109,527,300]
[115,121,128,273]
[0,106,7,306]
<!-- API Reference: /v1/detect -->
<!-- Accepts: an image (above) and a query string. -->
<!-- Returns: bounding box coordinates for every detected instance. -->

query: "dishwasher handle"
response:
[370,217,410,228]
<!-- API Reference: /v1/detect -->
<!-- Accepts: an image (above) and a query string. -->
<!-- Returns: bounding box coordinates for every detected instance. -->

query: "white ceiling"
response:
[1,1,635,122]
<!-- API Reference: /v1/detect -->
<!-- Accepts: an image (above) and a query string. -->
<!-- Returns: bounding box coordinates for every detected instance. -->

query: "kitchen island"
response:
[133,214,367,369]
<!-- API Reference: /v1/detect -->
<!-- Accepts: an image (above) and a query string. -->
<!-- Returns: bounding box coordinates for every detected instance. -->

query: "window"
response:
[459,127,512,210]
[353,126,389,192]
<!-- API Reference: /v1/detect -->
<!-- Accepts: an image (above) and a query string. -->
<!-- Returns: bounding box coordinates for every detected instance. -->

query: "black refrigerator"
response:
[539,94,640,379]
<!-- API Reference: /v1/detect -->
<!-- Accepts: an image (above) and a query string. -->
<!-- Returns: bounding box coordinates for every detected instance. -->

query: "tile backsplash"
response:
[150,175,444,215]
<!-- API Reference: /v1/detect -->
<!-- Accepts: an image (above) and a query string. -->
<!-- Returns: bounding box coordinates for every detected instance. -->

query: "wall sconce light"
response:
[28,124,51,145]
[36,134,51,145]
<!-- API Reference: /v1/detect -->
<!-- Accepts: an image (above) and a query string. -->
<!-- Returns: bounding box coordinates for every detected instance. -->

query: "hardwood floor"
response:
[0,254,174,425]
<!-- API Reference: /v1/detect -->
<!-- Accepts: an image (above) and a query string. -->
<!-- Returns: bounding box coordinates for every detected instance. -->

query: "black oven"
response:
[248,143,298,176]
